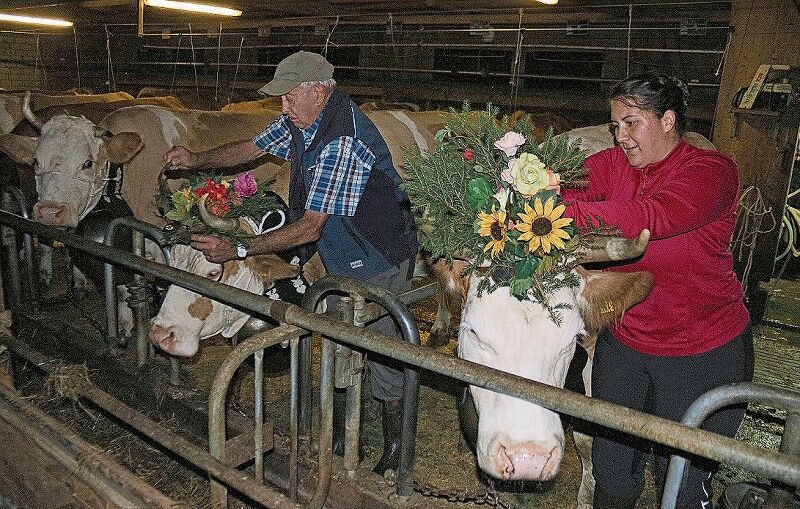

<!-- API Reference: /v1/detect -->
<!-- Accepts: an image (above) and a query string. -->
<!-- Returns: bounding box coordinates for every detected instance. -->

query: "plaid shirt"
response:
[253,115,375,216]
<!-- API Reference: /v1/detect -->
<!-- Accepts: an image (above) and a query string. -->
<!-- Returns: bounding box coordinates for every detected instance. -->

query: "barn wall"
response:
[712,0,799,318]
[0,33,41,90]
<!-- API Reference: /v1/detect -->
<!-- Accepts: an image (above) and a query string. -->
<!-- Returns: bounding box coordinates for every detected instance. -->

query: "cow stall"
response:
[0,203,798,509]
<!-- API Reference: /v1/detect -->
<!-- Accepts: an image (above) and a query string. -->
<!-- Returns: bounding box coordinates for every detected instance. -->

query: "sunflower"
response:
[477,207,508,258]
[515,196,573,254]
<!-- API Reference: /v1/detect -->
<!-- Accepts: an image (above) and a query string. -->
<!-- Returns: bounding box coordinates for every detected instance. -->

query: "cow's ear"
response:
[576,268,654,333]
[0,134,38,165]
[103,132,143,164]
[247,254,300,282]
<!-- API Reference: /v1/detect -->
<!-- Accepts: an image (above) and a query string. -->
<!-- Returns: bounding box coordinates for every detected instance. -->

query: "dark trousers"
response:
[326,259,413,402]
[591,325,754,508]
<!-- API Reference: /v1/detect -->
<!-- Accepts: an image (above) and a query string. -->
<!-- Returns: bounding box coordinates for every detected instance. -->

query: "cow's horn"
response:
[197,194,239,231]
[571,229,650,265]
[22,91,43,130]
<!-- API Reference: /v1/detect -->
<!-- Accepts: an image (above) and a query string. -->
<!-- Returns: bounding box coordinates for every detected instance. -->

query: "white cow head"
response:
[149,202,317,357]
[0,102,143,228]
[457,232,654,482]
[150,244,290,356]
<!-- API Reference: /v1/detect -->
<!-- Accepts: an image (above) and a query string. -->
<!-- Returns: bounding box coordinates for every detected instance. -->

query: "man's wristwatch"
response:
[236,242,248,259]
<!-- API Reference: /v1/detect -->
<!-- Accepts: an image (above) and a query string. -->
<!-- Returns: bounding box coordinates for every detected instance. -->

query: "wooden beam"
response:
[80,0,133,7]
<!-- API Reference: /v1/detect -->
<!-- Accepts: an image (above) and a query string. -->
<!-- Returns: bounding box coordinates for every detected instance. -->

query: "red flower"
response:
[463,149,475,161]
[195,178,229,203]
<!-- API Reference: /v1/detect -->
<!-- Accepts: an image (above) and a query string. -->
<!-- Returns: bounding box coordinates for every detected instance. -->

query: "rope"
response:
[72,26,81,89]
[214,22,222,103]
[323,15,339,57]
[509,8,524,111]
[170,35,182,91]
[228,35,244,106]
[731,186,775,295]
[104,25,116,92]
[188,23,199,97]
[775,204,800,262]
[626,3,633,76]
[34,33,47,90]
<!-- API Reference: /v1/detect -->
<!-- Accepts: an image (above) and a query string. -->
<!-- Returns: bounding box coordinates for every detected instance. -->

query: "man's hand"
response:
[164,146,196,170]
[191,234,237,263]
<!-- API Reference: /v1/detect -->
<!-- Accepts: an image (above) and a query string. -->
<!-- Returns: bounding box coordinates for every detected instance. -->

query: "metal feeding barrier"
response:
[1,206,799,509]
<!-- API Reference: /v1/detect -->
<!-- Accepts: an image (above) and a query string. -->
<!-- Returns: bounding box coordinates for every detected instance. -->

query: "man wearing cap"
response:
[163,50,418,477]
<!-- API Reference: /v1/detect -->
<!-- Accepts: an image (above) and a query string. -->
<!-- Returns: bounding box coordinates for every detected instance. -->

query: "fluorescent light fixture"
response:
[144,0,242,16]
[0,13,73,27]
[536,0,559,4]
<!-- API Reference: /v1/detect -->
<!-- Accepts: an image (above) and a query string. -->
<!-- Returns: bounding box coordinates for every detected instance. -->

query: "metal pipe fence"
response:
[1,209,799,506]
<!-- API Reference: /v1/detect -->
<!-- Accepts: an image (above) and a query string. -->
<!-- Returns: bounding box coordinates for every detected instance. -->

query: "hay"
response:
[45,363,92,401]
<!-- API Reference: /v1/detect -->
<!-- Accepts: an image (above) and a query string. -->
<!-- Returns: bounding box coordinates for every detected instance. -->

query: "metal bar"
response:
[254,348,264,484]
[207,325,305,509]
[289,336,300,501]
[662,383,800,509]
[3,212,799,488]
[131,230,149,366]
[103,216,170,346]
[0,186,38,313]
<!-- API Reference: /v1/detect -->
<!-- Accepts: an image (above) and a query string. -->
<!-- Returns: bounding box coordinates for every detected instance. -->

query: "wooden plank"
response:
[223,425,275,467]
[0,383,186,509]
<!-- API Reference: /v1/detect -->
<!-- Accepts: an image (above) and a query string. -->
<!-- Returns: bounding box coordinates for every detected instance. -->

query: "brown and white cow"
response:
[0,90,135,134]
[451,126,715,508]
[148,208,325,357]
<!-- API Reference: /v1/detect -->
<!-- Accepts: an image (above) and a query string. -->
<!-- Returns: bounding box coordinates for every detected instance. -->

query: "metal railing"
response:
[1,208,799,508]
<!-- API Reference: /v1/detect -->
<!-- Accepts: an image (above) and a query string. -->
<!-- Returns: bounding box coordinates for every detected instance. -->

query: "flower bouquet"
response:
[403,104,590,316]
[159,171,281,245]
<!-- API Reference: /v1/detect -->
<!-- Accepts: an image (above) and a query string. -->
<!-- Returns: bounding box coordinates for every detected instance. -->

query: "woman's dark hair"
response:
[608,73,690,134]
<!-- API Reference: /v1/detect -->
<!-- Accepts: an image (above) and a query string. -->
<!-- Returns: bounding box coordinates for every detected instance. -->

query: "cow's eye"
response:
[82,160,93,169]
[207,269,221,280]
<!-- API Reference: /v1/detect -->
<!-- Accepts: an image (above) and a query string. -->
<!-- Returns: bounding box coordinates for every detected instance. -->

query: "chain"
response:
[410,477,515,508]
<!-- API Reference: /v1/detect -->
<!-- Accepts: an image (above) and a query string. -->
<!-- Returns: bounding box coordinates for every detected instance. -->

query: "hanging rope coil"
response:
[732,186,775,295]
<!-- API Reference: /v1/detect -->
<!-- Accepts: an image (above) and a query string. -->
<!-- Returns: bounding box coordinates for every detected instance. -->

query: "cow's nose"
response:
[149,324,175,351]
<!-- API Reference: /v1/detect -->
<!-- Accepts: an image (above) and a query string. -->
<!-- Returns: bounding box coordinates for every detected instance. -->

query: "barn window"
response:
[523,50,604,93]
[255,45,360,81]
[432,48,513,86]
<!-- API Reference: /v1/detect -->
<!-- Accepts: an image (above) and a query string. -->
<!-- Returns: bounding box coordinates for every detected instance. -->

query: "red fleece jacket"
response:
[563,138,750,356]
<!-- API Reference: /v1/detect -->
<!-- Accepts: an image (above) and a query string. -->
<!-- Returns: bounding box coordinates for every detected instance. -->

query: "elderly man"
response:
[163,50,418,476]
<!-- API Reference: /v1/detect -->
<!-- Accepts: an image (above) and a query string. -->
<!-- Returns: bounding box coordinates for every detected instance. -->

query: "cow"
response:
[137,87,250,111]
[450,125,716,509]
[0,90,135,134]
[149,202,325,357]
[220,97,283,113]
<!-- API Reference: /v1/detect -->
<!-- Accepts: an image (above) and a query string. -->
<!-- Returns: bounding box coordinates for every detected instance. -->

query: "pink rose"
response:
[545,169,561,193]
[493,131,527,157]
[463,149,475,161]
[233,171,258,198]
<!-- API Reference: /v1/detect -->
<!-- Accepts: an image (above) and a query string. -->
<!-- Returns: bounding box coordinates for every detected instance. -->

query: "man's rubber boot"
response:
[372,399,402,476]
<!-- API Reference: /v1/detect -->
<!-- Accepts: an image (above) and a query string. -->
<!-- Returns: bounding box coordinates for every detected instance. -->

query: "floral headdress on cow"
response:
[158,171,282,246]
[403,104,593,319]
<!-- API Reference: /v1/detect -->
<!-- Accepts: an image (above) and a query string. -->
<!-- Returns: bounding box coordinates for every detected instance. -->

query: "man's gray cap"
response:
[258,51,334,96]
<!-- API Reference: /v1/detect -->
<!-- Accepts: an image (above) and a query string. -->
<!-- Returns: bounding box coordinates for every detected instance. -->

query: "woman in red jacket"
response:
[563,74,754,508]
